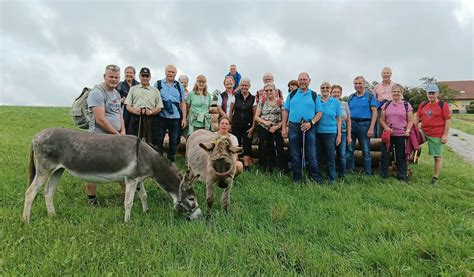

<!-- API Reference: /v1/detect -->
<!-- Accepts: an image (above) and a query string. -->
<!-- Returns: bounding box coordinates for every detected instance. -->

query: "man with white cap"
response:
[414,84,451,186]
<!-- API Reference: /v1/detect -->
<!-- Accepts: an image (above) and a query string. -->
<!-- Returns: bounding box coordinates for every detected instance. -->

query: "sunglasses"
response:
[106,64,120,71]
[427,91,437,95]
[264,89,273,92]
[141,74,150,78]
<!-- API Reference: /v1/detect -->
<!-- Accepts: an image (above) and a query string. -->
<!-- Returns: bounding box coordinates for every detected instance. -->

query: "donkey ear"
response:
[183,171,200,188]
[199,142,215,152]
[229,145,243,154]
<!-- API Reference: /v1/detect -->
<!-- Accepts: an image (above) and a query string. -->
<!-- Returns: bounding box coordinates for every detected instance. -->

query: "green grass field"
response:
[451,114,474,136]
[1,106,473,275]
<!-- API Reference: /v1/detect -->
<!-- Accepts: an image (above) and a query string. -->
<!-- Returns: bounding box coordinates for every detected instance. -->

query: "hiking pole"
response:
[301,118,306,177]
[138,108,146,140]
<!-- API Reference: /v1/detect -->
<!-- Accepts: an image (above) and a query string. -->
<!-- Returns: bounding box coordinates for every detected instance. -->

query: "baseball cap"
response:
[425,84,439,93]
[140,67,151,76]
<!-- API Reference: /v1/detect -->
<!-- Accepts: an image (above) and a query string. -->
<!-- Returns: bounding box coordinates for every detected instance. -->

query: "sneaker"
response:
[431,176,439,186]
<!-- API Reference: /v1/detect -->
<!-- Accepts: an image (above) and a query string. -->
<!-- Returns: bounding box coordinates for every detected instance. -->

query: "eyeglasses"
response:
[197,81,206,83]
[264,89,273,92]
[141,75,150,78]
[105,64,120,71]
[427,91,437,95]
[321,86,330,89]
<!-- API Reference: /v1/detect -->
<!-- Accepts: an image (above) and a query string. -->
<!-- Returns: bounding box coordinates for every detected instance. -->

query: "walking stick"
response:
[138,108,146,140]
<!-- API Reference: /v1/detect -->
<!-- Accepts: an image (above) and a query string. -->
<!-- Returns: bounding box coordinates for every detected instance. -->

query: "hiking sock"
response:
[87,195,98,205]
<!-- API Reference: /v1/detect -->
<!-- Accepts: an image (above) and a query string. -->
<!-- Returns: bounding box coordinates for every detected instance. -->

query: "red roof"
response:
[439,80,474,100]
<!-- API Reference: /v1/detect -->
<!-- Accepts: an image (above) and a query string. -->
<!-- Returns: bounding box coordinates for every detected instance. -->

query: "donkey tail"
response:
[28,144,35,185]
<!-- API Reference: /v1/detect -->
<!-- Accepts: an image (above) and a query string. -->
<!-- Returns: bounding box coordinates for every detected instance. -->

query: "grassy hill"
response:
[0,106,473,275]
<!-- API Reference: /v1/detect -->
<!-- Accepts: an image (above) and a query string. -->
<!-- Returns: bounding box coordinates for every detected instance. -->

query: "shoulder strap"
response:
[384,100,392,110]
[348,93,355,103]
[403,101,409,113]
[155,80,162,91]
[420,100,429,110]
[439,100,445,110]
[289,90,297,100]
[311,91,317,102]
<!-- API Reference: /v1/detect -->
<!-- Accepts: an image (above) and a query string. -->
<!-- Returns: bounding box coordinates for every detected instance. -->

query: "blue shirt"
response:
[348,91,377,119]
[155,79,185,119]
[283,89,323,123]
[316,97,341,134]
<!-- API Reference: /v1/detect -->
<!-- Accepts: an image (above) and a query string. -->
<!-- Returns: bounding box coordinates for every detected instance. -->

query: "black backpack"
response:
[289,89,317,102]
[348,92,373,106]
[420,100,445,110]
[384,100,410,113]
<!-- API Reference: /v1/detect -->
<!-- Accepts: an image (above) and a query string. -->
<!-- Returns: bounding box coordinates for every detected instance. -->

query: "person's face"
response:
[427,91,438,101]
[140,74,151,86]
[331,88,342,99]
[240,81,250,93]
[166,67,177,81]
[320,84,331,98]
[219,119,230,133]
[197,78,206,90]
[289,84,298,91]
[298,74,310,90]
[391,87,402,100]
[125,69,135,82]
[224,78,234,90]
[263,75,273,84]
[264,87,274,99]
[179,78,188,88]
[103,70,120,89]
[354,78,365,93]
[381,69,392,81]
[230,66,237,75]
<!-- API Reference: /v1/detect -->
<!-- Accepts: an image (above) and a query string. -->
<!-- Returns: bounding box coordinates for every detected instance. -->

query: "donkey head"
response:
[174,170,201,220]
[199,136,242,188]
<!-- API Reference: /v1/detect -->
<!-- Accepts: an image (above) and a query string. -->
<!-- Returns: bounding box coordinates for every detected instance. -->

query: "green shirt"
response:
[186,91,211,114]
[125,84,163,109]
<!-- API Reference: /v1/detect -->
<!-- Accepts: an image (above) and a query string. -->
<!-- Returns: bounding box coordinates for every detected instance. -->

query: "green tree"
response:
[403,77,459,111]
[467,101,474,114]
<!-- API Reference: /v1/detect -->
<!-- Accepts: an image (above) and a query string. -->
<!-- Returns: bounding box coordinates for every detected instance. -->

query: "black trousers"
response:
[380,135,407,180]
[127,114,154,144]
[231,125,253,157]
[256,125,288,171]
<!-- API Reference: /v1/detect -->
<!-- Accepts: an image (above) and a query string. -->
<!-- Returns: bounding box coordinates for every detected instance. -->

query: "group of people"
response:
[84,64,451,204]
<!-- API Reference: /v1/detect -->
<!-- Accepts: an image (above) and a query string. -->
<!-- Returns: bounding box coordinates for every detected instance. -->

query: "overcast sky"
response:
[1,0,473,106]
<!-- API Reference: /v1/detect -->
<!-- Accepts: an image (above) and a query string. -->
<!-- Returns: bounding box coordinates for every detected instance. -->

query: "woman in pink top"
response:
[379,84,414,181]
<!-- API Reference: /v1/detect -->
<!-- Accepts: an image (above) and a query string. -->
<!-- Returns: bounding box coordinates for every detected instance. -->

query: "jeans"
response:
[347,120,372,175]
[155,116,181,162]
[231,125,253,157]
[256,125,288,172]
[316,133,337,182]
[380,136,407,180]
[336,132,348,177]
[288,122,321,182]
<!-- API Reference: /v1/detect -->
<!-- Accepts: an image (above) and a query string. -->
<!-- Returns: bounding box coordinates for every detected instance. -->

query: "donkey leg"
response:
[44,168,64,216]
[221,184,232,212]
[124,179,138,223]
[206,178,215,210]
[136,182,149,213]
[23,173,50,223]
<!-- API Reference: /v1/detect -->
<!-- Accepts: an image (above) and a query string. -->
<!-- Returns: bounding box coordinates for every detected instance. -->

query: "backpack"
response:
[155,80,184,118]
[348,91,373,106]
[420,100,445,110]
[384,100,410,113]
[289,89,317,102]
[70,86,106,129]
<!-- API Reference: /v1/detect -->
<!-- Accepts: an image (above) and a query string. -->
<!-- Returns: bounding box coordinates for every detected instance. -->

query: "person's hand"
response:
[441,134,448,144]
[282,128,288,138]
[301,122,311,132]
[121,97,125,104]
[347,136,352,144]
[269,126,278,133]
[146,109,152,116]
[404,129,411,137]
[264,120,272,127]
[181,119,187,129]
[336,135,341,146]
[384,127,393,133]
[246,127,254,138]
[120,129,126,135]
[367,128,374,137]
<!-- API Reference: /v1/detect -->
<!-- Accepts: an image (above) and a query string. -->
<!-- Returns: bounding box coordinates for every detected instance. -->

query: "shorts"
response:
[422,132,444,157]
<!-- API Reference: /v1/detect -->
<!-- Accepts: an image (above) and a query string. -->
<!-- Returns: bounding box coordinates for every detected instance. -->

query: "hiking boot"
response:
[87,196,98,206]
[431,176,439,186]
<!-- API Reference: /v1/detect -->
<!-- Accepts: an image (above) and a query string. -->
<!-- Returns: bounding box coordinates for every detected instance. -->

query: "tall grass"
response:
[0,106,473,275]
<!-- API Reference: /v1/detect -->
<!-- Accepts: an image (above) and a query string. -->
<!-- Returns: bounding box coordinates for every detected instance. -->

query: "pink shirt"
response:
[382,101,413,136]
[373,81,395,101]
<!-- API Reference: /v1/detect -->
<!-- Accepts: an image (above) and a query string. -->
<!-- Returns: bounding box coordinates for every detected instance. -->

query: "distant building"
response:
[439,80,474,114]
